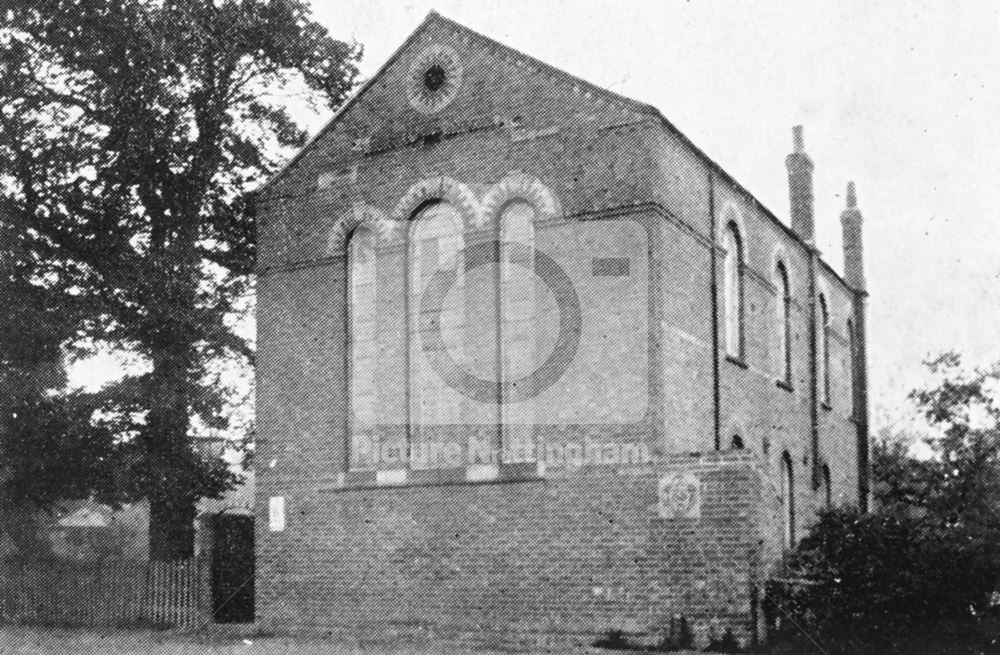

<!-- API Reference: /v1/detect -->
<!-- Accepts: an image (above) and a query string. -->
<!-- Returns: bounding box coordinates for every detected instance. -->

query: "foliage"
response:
[0,201,130,557]
[774,353,1000,654]
[773,507,999,655]
[0,0,361,558]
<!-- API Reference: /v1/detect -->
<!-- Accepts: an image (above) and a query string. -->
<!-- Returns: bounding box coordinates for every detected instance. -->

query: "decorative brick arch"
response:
[480,172,560,224]
[717,201,747,245]
[841,301,855,324]
[325,203,394,257]
[769,243,790,283]
[817,278,832,308]
[391,176,480,225]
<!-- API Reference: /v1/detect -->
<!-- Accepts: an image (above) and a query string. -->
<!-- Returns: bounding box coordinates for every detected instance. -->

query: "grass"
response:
[0,627,461,655]
[0,626,706,655]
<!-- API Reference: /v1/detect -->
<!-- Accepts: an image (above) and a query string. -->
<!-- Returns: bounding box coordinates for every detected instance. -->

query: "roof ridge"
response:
[429,12,659,118]
[259,11,440,196]
[260,11,661,196]
[258,12,847,287]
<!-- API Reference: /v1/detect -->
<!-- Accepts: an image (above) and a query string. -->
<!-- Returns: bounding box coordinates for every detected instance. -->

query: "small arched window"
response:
[775,262,792,385]
[722,222,745,358]
[781,451,795,549]
[818,294,830,405]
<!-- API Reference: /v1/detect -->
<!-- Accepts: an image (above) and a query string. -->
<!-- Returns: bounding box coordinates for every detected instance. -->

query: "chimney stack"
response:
[785,126,815,243]
[840,181,865,290]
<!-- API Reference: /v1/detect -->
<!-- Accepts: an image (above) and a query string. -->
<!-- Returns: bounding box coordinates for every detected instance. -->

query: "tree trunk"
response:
[144,326,199,561]
[148,494,197,561]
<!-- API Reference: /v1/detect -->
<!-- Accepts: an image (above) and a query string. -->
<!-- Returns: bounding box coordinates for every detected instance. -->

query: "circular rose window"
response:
[406,44,463,114]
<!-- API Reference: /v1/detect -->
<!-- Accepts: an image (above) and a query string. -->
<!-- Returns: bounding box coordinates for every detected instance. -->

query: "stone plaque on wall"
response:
[657,472,701,519]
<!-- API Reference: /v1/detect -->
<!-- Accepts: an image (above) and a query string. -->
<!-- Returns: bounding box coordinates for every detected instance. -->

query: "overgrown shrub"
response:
[593,629,634,650]
[770,506,1000,655]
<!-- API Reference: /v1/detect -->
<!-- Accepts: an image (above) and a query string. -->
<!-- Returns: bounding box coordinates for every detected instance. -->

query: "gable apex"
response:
[258,11,832,280]
[261,11,658,197]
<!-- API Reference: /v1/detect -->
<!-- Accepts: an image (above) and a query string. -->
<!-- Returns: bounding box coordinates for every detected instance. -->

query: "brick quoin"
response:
[254,12,870,650]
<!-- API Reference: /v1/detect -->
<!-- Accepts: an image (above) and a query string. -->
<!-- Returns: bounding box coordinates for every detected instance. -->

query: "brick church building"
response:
[255,12,870,648]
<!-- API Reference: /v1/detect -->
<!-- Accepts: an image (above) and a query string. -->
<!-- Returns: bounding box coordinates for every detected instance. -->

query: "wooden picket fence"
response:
[0,558,209,629]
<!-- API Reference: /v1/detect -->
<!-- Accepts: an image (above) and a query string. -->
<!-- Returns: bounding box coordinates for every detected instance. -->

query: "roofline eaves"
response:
[257,12,441,198]
[258,11,849,286]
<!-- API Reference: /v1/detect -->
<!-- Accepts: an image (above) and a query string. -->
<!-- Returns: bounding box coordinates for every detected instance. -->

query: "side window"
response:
[848,319,858,418]
[781,451,795,549]
[775,262,792,385]
[818,294,830,405]
[722,222,745,358]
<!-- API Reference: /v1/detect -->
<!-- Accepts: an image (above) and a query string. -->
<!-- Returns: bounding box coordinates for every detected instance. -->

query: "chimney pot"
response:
[840,181,865,290]
[786,126,815,242]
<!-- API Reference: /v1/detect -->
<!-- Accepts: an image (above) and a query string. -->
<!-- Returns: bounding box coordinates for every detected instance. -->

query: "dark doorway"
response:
[211,514,254,623]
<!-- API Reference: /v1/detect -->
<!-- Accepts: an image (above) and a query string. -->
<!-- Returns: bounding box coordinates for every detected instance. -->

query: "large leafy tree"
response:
[773,506,998,655]
[771,353,1000,654]
[0,1,360,559]
[0,201,118,557]
[875,352,1000,534]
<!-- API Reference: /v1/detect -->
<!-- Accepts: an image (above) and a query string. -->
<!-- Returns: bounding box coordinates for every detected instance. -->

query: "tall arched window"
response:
[499,201,537,462]
[409,202,465,456]
[847,318,858,419]
[348,194,550,470]
[722,222,744,358]
[775,262,792,385]
[348,225,378,469]
[781,451,795,549]
[818,294,830,405]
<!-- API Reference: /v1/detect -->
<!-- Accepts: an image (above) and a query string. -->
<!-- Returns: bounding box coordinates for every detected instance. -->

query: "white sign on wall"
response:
[269,496,286,532]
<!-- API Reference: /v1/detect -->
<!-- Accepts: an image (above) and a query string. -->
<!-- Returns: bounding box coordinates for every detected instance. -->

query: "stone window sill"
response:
[328,461,544,492]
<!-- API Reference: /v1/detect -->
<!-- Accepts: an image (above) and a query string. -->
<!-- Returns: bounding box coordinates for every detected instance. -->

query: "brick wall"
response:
[256,451,769,648]
[255,12,867,649]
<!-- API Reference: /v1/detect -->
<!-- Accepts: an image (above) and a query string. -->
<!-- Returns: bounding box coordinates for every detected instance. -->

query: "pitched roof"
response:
[261,11,850,288]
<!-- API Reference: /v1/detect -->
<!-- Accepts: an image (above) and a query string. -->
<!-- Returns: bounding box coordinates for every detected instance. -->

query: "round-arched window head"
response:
[406,44,463,114]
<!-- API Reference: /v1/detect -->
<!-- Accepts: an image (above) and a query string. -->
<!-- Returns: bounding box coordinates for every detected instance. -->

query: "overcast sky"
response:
[67,2,1000,437]
[297,0,1000,433]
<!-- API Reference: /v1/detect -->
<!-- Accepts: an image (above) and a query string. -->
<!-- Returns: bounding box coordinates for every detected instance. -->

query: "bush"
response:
[593,629,634,650]
[770,506,1000,655]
